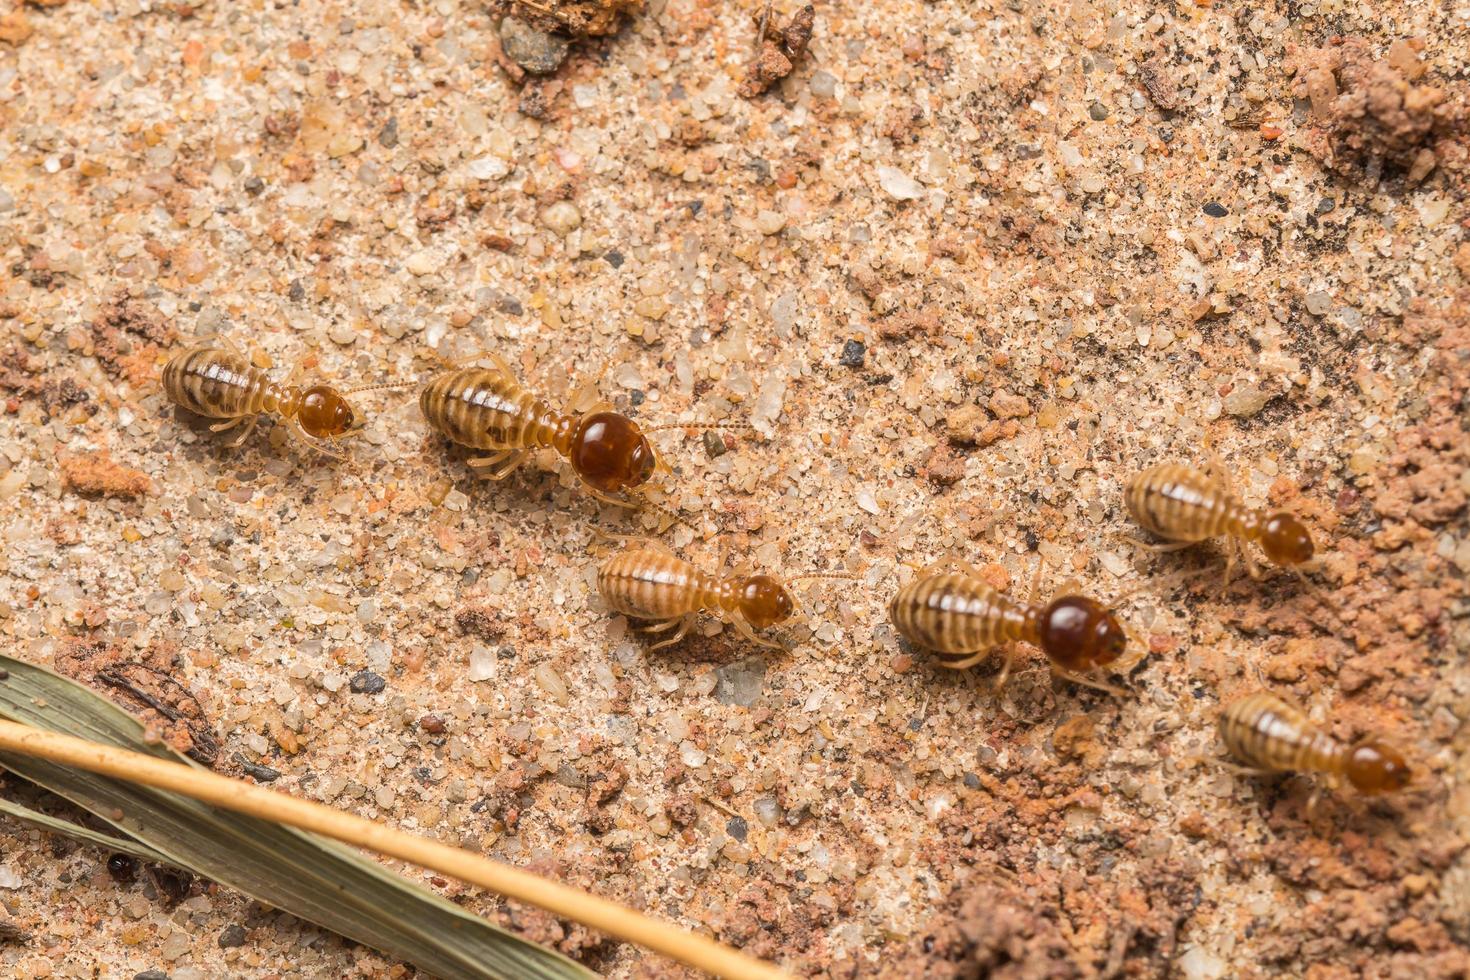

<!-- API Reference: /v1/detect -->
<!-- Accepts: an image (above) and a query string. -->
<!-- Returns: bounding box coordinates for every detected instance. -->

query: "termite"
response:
[417,353,741,509]
[596,540,852,650]
[162,343,388,458]
[887,557,1134,695]
[1216,691,1411,796]
[1124,461,1321,590]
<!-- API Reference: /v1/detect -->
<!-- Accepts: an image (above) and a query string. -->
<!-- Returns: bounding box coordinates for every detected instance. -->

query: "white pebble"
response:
[466,155,511,181]
[856,488,881,515]
[468,646,496,682]
[405,251,437,276]
[876,165,923,201]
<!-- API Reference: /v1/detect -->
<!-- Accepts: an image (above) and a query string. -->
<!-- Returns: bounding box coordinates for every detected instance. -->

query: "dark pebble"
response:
[703,430,728,459]
[604,250,624,268]
[1317,197,1336,214]
[908,716,924,732]
[496,294,523,316]
[239,757,281,782]
[134,972,170,980]
[420,714,447,734]
[1203,201,1228,218]
[963,772,981,789]
[839,339,866,368]
[1088,102,1109,121]
[1158,126,1174,143]
[0,668,9,680]
[378,117,399,149]
[218,924,248,948]
[107,853,138,883]
[498,645,517,660]
[349,670,386,694]
[629,390,645,406]
[288,279,305,302]
[243,176,264,196]
[726,816,748,841]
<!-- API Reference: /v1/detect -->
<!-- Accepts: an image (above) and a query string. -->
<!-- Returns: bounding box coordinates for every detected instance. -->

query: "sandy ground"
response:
[0,0,1467,977]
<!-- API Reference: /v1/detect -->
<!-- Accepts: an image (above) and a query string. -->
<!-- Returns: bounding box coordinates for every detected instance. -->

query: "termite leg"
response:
[590,528,673,553]
[732,615,782,650]
[291,421,346,460]
[223,416,260,449]
[209,417,245,433]
[636,618,683,634]
[648,614,695,652]
[1114,531,1196,555]
[1188,755,1274,778]
[469,450,529,481]
[1051,667,1127,697]
[584,485,640,510]
[939,649,993,670]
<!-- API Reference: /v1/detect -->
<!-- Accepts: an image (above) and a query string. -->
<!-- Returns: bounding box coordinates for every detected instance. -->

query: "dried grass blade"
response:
[0,654,593,980]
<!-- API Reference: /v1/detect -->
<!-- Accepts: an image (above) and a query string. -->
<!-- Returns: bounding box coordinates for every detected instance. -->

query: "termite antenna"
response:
[343,380,419,396]
[787,571,863,583]
[642,420,755,434]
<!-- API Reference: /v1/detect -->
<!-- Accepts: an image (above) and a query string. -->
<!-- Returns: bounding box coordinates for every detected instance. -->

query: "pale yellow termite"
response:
[161,343,387,457]
[596,542,850,651]
[1124,462,1317,581]
[1217,691,1411,796]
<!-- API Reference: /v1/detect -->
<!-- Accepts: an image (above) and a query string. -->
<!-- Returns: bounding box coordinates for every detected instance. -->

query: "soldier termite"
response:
[596,540,855,651]
[162,342,394,459]
[416,352,745,511]
[1124,460,1327,598]
[1215,690,1411,797]
[886,556,1139,696]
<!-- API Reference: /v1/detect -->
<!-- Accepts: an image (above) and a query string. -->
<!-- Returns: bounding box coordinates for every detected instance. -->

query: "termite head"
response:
[297,385,357,439]
[571,411,658,493]
[1345,741,1411,795]
[738,575,796,629]
[1260,513,1314,566]
[1039,596,1128,672]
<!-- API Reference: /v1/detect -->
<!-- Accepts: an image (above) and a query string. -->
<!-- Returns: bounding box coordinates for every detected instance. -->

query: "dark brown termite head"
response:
[569,411,658,493]
[297,384,357,439]
[1259,513,1315,566]
[1345,741,1411,795]
[738,574,796,629]
[1038,596,1128,671]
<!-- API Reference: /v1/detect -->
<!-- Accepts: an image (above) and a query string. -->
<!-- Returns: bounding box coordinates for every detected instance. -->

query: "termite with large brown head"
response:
[886,554,1147,696]
[413,352,748,518]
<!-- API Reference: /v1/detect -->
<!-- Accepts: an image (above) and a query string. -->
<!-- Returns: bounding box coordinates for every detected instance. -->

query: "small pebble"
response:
[809,70,837,98]
[541,201,582,237]
[726,816,748,841]
[217,925,248,948]
[839,339,866,368]
[499,16,569,75]
[1202,202,1228,218]
[755,210,786,235]
[1088,102,1109,120]
[349,671,386,695]
[703,430,727,458]
[876,165,923,201]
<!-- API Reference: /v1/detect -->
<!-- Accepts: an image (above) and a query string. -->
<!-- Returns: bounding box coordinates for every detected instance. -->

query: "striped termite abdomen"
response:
[1218,692,1411,795]
[1125,463,1248,543]
[888,573,1030,659]
[597,549,722,621]
[419,367,570,453]
[162,346,273,419]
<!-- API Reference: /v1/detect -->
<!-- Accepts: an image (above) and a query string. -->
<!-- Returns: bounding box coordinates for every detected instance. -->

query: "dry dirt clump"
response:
[507,0,643,38]
[59,451,150,498]
[879,885,1083,980]
[1288,38,1470,186]
[739,5,815,98]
